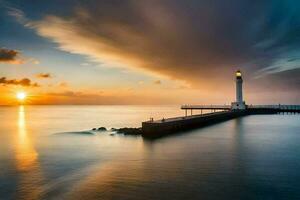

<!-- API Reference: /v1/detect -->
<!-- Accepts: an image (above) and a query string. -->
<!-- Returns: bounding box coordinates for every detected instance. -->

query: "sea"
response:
[0,105,300,200]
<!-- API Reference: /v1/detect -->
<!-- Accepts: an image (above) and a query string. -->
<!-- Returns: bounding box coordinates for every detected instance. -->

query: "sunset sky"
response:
[1,0,300,105]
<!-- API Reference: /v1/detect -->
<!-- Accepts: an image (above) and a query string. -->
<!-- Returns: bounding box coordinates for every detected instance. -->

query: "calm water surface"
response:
[0,105,300,200]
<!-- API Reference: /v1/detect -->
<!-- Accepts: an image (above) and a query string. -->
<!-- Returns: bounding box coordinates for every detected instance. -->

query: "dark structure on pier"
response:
[142,71,300,138]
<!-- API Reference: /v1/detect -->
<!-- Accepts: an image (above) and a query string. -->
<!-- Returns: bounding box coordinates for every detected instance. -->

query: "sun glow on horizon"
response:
[17,92,27,101]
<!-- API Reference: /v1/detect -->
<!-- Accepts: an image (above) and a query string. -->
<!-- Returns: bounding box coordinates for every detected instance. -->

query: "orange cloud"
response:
[27,8,227,89]
[9,3,300,103]
[58,82,68,87]
[36,73,52,78]
[9,2,297,95]
[0,77,39,87]
[30,90,172,105]
[23,4,248,96]
[154,80,161,85]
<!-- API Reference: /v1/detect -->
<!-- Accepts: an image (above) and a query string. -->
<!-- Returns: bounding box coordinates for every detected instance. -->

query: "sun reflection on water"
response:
[16,106,38,171]
[15,105,44,199]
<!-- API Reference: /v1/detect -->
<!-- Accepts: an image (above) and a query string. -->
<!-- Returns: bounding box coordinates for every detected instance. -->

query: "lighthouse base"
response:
[231,101,246,110]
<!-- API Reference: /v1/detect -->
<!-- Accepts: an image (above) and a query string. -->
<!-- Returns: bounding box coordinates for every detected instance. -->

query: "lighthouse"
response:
[231,70,246,110]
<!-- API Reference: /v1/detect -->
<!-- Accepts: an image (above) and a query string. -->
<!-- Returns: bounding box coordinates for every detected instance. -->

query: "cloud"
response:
[80,62,90,66]
[0,77,39,87]
[33,60,40,64]
[36,73,52,78]
[48,91,83,97]
[58,82,68,87]
[0,48,22,64]
[28,58,40,65]
[154,80,161,85]
[38,90,170,105]
[10,1,300,92]
[7,7,28,24]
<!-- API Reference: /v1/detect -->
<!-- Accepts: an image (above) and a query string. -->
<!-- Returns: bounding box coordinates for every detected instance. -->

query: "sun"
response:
[16,92,27,101]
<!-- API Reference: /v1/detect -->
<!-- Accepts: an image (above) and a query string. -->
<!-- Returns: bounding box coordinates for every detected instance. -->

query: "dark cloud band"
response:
[36,73,52,78]
[0,48,19,63]
[0,77,39,87]
[10,0,300,92]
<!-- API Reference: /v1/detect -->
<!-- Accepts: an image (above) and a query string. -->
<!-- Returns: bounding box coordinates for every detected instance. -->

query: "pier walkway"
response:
[142,105,300,138]
[142,110,248,138]
[148,111,229,124]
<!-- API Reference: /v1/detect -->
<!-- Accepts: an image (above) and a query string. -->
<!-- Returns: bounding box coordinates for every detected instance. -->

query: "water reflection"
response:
[16,106,38,170]
[0,106,297,199]
[15,106,44,199]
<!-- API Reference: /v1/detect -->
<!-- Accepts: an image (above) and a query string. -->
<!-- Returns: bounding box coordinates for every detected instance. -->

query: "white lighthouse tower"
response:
[231,70,246,110]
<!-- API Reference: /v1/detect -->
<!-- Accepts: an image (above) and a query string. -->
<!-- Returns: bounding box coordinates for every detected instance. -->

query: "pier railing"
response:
[248,105,300,110]
[181,105,231,110]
